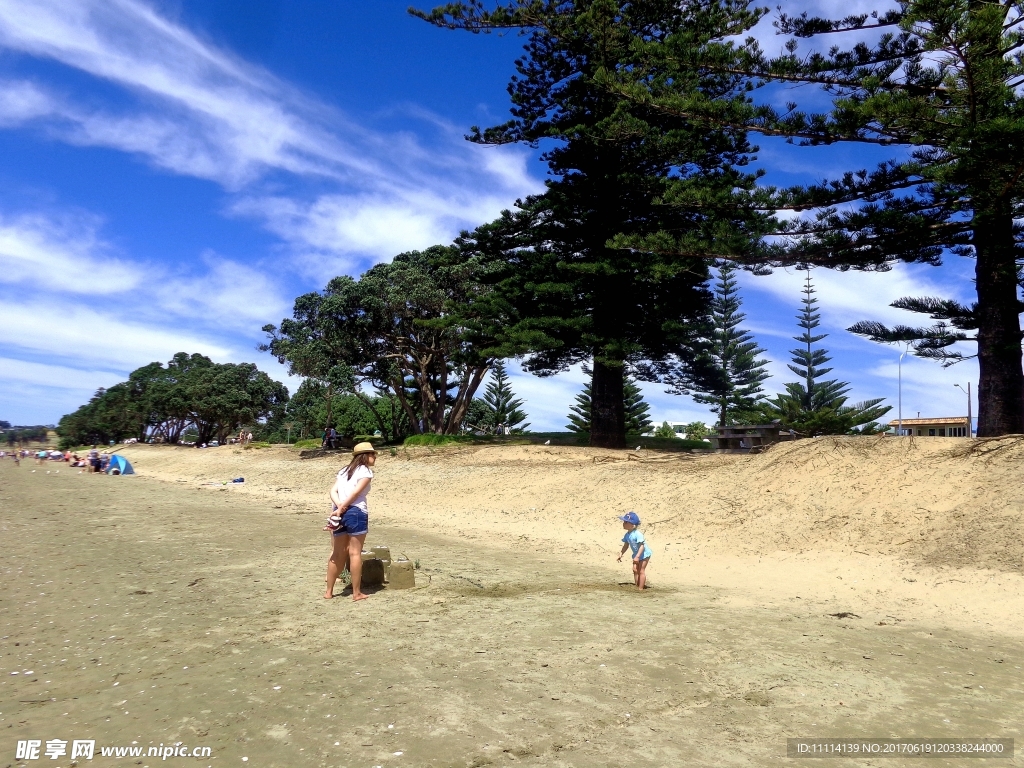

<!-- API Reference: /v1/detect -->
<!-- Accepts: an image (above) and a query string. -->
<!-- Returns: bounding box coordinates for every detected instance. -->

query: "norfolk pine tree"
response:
[761,272,890,435]
[618,1,1024,435]
[414,0,772,448]
[566,364,653,434]
[669,262,768,426]
[481,360,530,432]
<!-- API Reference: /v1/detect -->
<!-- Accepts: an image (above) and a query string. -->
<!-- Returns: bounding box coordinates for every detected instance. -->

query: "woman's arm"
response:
[332,477,371,511]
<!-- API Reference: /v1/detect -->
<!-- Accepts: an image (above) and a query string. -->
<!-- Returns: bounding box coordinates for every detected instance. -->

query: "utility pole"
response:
[954,383,972,438]
[898,344,910,436]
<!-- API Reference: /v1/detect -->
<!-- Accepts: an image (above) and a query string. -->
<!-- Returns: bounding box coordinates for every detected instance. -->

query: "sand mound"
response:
[122,435,1024,575]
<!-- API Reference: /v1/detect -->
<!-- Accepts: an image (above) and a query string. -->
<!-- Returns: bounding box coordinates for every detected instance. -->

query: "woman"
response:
[324,442,376,601]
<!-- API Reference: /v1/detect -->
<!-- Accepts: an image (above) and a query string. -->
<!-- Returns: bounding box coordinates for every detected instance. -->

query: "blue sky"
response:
[0,0,979,431]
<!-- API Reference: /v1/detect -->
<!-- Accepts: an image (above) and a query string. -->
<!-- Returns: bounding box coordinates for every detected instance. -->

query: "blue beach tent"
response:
[107,455,135,475]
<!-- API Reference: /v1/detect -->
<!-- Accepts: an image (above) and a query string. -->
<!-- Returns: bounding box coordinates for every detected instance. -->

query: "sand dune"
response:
[119,435,1024,636]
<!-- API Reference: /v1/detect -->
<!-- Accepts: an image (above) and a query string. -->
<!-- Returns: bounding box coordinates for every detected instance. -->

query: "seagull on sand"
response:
[544,439,551,445]
[636,445,642,451]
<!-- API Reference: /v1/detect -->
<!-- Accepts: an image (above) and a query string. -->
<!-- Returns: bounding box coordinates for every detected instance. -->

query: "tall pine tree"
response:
[761,272,890,435]
[566,365,652,434]
[670,263,768,426]
[620,1,1024,435]
[415,0,771,448]
[481,360,530,433]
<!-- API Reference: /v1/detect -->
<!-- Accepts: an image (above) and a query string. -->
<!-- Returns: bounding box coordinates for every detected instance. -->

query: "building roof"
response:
[887,417,969,426]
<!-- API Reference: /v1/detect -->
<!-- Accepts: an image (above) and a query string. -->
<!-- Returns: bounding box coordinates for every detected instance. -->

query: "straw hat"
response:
[352,441,377,455]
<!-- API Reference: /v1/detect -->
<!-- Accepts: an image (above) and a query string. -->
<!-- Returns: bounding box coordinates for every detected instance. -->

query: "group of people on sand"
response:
[318,441,653,602]
[0,445,114,473]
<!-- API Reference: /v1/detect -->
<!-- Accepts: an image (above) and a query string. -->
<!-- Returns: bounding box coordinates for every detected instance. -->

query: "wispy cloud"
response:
[0,211,140,294]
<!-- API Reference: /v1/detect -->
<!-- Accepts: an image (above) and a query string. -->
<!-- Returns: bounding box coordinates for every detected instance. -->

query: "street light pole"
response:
[898,345,909,436]
[954,383,972,438]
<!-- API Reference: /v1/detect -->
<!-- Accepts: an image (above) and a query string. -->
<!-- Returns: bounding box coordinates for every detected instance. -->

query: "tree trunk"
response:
[973,206,1024,436]
[353,391,392,442]
[590,358,627,449]
[444,364,490,434]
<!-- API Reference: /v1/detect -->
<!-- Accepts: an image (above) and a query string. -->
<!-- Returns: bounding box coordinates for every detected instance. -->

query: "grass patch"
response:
[291,438,321,449]
[243,441,272,449]
[513,432,711,451]
[403,434,481,447]
[400,431,712,451]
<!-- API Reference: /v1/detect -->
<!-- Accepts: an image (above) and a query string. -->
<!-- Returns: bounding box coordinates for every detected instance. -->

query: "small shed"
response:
[888,417,970,437]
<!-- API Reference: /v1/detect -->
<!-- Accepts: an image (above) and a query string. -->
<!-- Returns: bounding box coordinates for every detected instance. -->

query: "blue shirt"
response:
[622,529,651,560]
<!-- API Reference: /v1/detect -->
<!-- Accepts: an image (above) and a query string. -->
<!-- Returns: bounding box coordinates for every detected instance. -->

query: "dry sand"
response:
[2,436,1023,766]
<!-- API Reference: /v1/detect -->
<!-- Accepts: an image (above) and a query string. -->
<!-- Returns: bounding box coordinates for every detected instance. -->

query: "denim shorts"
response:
[332,505,368,537]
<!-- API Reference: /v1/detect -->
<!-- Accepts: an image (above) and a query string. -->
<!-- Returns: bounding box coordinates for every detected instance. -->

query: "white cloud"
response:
[0,79,52,125]
[0,0,542,276]
[152,254,291,333]
[0,212,140,294]
[739,262,973,331]
[0,355,120,388]
[0,298,232,370]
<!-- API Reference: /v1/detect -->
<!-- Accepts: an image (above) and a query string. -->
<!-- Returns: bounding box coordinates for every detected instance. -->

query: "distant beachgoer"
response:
[246,431,253,444]
[617,511,651,591]
[324,442,377,602]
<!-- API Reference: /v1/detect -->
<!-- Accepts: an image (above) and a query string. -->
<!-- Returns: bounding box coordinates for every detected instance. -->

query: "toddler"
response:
[617,511,651,590]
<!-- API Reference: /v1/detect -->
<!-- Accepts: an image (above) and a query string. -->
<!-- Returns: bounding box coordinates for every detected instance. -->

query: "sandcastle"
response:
[358,545,415,589]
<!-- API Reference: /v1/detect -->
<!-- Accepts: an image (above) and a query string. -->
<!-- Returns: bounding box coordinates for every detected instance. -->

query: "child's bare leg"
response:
[637,557,649,590]
[348,533,368,602]
[632,560,640,587]
[324,534,349,599]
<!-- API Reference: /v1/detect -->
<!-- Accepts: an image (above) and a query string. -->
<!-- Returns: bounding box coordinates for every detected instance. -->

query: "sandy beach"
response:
[2,437,1023,766]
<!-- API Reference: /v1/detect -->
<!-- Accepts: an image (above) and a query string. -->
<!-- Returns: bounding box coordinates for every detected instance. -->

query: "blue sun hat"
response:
[619,511,641,525]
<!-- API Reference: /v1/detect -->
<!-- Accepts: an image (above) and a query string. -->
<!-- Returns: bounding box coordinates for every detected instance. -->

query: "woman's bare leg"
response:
[324,534,349,599]
[347,533,368,601]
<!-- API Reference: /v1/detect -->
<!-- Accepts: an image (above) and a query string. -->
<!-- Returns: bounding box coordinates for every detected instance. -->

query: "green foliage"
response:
[566,365,651,435]
[403,433,478,447]
[669,263,769,426]
[760,274,890,435]
[284,383,409,443]
[292,438,321,449]
[56,354,288,449]
[5,426,49,446]
[682,421,711,441]
[264,245,503,436]
[653,421,675,439]
[476,361,529,433]
[638,1,1024,434]
[418,0,771,448]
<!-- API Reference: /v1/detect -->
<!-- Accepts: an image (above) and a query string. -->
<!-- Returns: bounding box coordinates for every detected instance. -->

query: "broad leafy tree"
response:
[57,355,288,448]
[264,246,503,435]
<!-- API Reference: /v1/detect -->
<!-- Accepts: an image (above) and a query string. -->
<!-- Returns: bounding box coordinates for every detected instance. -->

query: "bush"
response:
[292,438,321,449]
[653,421,676,438]
[403,434,478,447]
